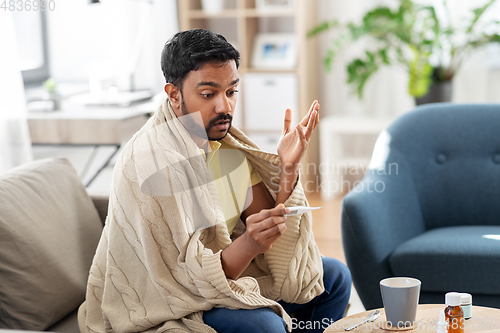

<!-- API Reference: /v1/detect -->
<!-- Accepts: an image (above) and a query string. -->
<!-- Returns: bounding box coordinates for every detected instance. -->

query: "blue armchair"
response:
[341,103,500,310]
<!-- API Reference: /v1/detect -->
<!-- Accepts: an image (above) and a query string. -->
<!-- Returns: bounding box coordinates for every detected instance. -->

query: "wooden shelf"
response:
[188,9,239,19]
[240,67,296,74]
[244,128,282,134]
[242,9,296,17]
[187,9,295,18]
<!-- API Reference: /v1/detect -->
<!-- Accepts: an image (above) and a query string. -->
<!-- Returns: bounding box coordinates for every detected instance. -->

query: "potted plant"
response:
[42,78,61,111]
[308,0,500,104]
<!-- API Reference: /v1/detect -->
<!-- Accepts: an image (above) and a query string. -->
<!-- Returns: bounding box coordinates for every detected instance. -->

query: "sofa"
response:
[0,158,108,332]
[341,103,500,310]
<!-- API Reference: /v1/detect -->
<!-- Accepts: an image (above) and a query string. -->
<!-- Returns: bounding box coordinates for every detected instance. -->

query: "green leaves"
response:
[408,47,433,97]
[324,49,335,72]
[468,0,497,33]
[347,58,377,99]
[43,78,58,94]
[306,20,338,38]
[352,4,414,44]
[422,5,440,37]
[467,33,500,49]
[347,49,392,99]
[307,0,500,99]
[379,49,390,65]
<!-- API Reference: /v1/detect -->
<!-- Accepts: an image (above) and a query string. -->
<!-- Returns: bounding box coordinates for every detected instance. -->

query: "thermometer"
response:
[285,206,323,216]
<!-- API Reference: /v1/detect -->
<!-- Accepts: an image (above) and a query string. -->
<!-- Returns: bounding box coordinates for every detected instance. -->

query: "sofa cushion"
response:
[0,158,103,331]
[389,226,500,296]
[46,309,80,333]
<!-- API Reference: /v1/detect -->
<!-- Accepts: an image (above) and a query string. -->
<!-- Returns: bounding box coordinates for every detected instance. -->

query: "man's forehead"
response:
[185,60,239,87]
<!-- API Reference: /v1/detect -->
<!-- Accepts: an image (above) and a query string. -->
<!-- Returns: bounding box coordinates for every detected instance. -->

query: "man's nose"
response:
[215,94,231,114]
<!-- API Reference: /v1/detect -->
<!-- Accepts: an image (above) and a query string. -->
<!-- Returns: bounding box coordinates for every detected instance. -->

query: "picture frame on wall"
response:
[251,33,297,70]
[256,0,295,11]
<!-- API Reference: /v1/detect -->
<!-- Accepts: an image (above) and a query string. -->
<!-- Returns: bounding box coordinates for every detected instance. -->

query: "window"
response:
[12,10,49,85]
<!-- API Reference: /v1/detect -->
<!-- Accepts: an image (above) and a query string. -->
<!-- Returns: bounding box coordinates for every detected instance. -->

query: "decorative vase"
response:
[415,81,452,105]
[41,92,61,111]
[50,94,61,110]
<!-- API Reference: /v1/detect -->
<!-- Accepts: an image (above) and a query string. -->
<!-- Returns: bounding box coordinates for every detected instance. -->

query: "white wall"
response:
[316,0,500,118]
[46,0,179,93]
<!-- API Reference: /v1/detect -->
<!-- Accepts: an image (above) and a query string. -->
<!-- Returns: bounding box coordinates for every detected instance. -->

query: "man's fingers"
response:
[259,219,287,240]
[262,215,286,230]
[283,108,292,135]
[245,204,289,252]
[304,110,317,140]
[296,124,307,144]
[313,102,320,130]
[247,213,287,239]
[246,204,288,227]
[284,101,319,136]
[300,100,318,127]
[256,204,288,219]
[250,215,286,235]
[269,204,289,216]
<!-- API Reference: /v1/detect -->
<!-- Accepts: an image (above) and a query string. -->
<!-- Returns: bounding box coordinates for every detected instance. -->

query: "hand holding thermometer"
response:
[285,206,323,216]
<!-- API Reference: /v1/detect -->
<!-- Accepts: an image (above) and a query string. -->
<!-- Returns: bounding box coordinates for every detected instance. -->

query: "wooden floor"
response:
[307,191,366,317]
[307,192,346,263]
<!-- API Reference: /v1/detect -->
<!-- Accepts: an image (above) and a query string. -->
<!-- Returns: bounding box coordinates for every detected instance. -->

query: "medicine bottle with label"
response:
[460,293,472,320]
[445,292,464,333]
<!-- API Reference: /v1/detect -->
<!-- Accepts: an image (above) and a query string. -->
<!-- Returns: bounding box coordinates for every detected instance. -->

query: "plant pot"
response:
[41,92,61,111]
[415,81,452,105]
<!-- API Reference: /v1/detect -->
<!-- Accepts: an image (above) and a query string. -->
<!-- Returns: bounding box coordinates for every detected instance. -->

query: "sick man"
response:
[78,29,351,333]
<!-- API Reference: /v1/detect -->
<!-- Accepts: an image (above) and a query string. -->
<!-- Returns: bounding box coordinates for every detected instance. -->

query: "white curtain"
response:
[0,12,33,173]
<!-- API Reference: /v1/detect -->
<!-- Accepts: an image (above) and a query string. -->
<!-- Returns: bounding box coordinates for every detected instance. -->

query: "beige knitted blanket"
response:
[78,98,324,333]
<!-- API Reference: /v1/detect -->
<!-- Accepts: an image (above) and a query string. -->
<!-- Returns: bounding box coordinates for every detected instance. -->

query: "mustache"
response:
[208,114,233,127]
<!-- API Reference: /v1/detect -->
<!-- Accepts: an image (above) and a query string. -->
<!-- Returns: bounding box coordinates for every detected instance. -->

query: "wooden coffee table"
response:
[324,304,500,332]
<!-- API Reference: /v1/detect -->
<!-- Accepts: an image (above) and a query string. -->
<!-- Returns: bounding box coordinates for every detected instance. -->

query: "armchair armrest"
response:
[90,194,109,226]
[341,147,426,310]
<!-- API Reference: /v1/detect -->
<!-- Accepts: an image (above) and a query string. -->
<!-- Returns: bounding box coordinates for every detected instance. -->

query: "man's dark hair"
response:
[161,29,240,89]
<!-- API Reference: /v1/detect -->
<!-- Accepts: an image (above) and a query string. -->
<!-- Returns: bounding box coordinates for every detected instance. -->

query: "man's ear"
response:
[164,83,181,110]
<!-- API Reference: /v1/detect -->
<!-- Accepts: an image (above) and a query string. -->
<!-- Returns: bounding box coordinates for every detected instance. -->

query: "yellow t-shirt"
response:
[200,140,262,234]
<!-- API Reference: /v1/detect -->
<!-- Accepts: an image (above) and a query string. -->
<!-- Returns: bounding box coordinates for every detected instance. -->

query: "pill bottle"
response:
[460,293,472,320]
[445,292,464,333]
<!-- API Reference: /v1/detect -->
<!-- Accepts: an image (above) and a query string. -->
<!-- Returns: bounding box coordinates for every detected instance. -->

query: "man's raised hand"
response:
[277,100,320,168]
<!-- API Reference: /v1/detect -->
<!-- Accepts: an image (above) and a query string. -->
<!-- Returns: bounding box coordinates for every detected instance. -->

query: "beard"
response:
[181,99,232,141]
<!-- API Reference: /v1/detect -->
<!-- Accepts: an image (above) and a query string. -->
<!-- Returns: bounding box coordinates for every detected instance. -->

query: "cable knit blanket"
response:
[78,98,324,333]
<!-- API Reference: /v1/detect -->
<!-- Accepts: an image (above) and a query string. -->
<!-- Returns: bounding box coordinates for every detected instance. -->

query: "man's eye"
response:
[228,90,238,96]
[202,93,213,98]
